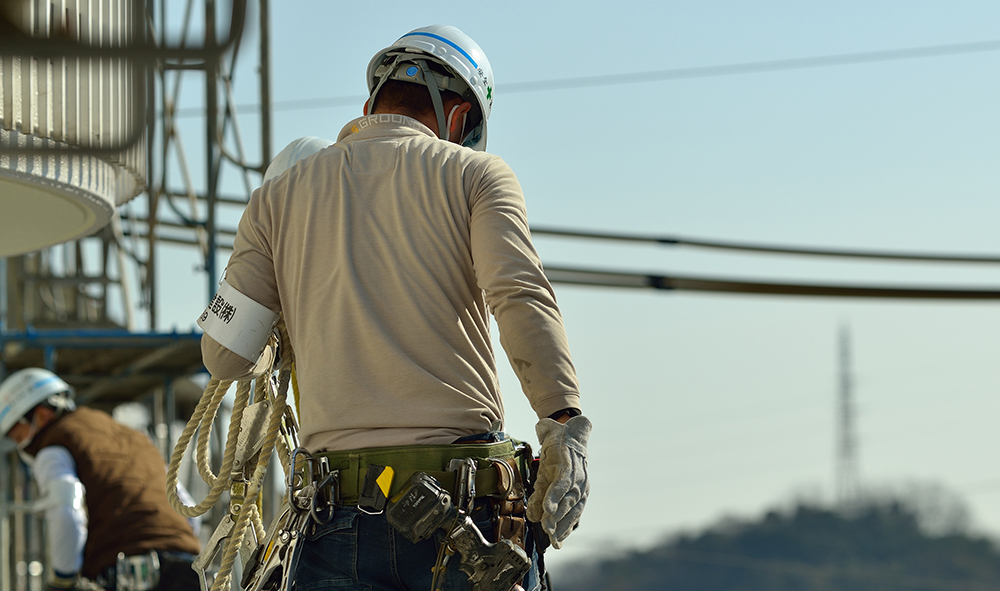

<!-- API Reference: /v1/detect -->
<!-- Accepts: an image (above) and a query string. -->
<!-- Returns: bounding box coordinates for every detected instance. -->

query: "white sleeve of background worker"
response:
[33,446,87,576]
[202,116,581,450]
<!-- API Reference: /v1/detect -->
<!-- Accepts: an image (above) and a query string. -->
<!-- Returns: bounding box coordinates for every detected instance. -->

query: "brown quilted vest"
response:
[26,407,201,578]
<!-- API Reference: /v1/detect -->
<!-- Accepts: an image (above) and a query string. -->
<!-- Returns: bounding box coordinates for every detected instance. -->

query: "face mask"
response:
[14,413,39,454]
[12,414,42,466]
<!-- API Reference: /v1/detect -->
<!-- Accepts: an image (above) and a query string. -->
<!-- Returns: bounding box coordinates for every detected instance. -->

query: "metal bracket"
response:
[193,514,235,591]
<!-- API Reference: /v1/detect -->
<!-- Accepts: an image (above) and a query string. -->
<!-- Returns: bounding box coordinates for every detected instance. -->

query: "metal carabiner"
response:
[307,456,337,525]
[309,471,338,525]
[288,447,314,511]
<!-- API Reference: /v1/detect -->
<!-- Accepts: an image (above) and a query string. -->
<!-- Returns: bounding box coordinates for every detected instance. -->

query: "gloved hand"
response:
[526,414,592,549]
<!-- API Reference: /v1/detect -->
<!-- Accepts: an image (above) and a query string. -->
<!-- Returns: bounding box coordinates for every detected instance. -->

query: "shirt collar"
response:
[337,113,436,143]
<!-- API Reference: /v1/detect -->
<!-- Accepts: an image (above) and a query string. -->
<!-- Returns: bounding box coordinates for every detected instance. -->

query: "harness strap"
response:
[314,440,523,505]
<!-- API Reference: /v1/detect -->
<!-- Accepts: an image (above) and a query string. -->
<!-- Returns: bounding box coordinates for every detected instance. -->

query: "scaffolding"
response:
[0,0,272,588]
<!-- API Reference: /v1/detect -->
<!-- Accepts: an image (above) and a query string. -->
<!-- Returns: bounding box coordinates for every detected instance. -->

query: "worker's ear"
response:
[448,101,472,142]
[34,406,56,428]
[363,98,370,115]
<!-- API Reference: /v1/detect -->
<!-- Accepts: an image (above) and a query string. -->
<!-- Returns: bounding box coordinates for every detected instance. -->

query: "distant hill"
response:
[553,501,1000,591]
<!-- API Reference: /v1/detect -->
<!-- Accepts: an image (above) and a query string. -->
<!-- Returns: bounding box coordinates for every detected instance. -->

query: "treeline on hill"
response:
[555,498,1000,591]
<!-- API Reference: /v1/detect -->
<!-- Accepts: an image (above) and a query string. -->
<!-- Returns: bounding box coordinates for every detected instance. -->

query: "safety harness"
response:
[167,322,541,591]
[166,325,294,591]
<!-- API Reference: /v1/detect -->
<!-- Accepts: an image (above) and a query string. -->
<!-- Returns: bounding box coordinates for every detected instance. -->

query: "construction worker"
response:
[199,24,590,590]
[0,367,201,591]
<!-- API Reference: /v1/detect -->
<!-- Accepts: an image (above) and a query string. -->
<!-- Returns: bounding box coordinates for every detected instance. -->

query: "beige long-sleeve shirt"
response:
[202,114,580,451]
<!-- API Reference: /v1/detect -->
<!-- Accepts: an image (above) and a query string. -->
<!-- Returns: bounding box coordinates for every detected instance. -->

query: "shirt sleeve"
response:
[468,157,582,418]
[201,183,282,379]
[33,446,87,576]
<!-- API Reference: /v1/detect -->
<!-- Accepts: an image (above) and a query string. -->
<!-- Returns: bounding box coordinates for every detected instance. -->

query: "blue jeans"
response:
[293,504,541,591]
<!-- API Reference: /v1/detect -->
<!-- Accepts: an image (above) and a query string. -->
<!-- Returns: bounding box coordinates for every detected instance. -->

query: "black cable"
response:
[543,266,1000,300]
[120,232,1000,299]
[168,38,1000,118]
[503,38,1000,94]
[531,227,1000,264]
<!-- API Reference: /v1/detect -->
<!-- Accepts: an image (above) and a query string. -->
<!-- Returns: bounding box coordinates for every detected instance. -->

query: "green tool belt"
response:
[313,440,524,505]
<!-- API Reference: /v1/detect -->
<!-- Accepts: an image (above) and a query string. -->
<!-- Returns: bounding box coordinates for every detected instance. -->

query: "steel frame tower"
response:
[835,323,860,512]
[0,1,272,588]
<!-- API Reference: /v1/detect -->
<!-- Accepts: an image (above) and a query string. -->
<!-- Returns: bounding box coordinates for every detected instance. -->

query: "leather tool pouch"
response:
[489,444,532,550]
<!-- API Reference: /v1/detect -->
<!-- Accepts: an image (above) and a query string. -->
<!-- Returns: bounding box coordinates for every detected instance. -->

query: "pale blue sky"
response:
[151,0,1000,571]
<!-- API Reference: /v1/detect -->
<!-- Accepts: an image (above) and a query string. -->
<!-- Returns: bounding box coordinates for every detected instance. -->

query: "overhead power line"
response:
[126,229,1000,299]
[543,266,1000,300]
[503,38,1000,94]
[171,38,1000,118]
[531,227,1000,264]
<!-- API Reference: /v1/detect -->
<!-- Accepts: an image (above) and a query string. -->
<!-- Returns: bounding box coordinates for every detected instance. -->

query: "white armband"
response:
[197,279,279,362]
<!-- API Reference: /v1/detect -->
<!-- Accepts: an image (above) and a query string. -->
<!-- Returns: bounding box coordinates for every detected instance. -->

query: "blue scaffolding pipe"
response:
[0,327,203,349]
[0,328,210,402]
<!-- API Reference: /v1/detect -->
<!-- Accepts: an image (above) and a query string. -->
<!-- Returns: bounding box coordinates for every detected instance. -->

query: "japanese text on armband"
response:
[197,280,279,363]
[202,292,237,325]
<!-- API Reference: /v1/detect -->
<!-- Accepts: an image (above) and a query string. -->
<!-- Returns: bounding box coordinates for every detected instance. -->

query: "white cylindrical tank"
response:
[0,0,146,257]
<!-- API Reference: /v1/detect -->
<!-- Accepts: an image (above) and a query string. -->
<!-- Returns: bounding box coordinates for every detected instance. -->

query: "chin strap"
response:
[367,54,400,115]
[14,413,41,462]
[415,59,449,140]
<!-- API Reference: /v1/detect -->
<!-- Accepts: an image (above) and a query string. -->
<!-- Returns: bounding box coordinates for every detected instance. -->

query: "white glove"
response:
[526,414,592,549]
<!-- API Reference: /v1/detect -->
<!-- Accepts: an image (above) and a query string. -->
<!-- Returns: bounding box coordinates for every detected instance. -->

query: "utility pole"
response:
[836,323,860,511]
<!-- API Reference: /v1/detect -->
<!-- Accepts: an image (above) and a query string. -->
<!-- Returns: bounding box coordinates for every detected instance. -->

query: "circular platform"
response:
[0,129,141,257]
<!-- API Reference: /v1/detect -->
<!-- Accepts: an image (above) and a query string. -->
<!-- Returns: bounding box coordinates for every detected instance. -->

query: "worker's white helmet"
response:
[367,25,494,151]
[0,368,74,436]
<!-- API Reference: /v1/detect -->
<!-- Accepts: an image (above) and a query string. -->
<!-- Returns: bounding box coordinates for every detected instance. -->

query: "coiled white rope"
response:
[166,325,295,591]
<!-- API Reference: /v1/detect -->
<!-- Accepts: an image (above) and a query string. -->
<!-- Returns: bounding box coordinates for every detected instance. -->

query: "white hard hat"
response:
[263,136,334,182]
[0,368,73,435]
[367,25,494,151]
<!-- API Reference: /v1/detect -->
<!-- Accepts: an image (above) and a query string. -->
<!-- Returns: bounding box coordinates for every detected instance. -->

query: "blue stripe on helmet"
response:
[31,376,60,390]
[400,32,478,69]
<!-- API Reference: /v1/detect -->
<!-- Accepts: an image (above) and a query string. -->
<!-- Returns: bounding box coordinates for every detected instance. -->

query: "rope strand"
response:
[167,322,297,590]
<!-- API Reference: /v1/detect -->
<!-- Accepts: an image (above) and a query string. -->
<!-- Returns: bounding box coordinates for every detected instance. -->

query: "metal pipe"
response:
[0,258,7,334]
[0,450,9,591]
[259,0,271,173]
[44,346,57,371]
[165,375,176,461]
[205,0,219,300]
[146,0,159,331]
[122,217,237,238]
